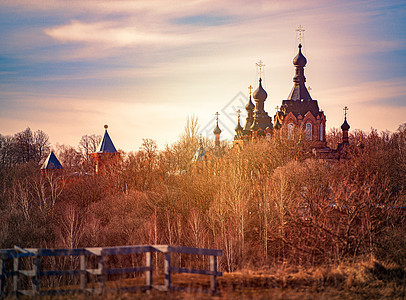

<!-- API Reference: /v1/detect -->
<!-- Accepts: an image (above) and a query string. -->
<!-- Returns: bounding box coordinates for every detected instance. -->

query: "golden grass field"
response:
[27,258,405,299]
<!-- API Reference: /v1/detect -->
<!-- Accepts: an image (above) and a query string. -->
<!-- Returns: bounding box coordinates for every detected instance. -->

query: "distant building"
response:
[231,38,352,159]
[273,43,327,149]
[91,125,119,174]
[41,151,63,176]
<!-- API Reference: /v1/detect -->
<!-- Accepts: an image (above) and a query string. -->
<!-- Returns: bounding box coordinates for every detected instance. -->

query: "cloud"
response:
[44,20,174,47]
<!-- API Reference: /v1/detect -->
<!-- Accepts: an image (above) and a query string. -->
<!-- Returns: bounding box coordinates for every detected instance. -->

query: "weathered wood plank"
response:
[164,252,171,291]
[39,269,83,276]
[19,270,36,276]
[170,267,222,276]
[85,247,103,256]
[32,256,40,294]
[0,258,5,296]
[86,268,102,275]
[167,246,222,256]
[13,255,20,293]
[151,245,169,253]
[36,248,86,257]
[146,251,153,288]
[105,266,150,275]
[101,245,152,255]
[97,255,105,294]
[210,255,217,293]
[80,255,87,290]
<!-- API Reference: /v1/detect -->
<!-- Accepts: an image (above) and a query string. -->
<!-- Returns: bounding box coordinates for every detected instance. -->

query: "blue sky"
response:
[0,0,405,151]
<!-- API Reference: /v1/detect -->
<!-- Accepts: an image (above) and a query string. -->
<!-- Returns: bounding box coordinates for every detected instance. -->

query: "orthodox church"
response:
[217,39,351,159]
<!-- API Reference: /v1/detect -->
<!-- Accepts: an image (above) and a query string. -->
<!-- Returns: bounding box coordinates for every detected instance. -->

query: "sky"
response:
[0,0,405,152]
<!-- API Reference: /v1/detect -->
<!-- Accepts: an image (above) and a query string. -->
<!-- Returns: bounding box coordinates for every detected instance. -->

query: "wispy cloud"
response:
[44,20,174,47]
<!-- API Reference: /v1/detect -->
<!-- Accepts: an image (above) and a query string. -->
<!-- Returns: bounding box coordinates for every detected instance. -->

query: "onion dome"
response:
[341,118,350,131]
[246,95,255,110]
[252,78,267,101]
[213,124,222,135]
[235,121,243,133]
[293,44,307,67]
[235,109,243,135]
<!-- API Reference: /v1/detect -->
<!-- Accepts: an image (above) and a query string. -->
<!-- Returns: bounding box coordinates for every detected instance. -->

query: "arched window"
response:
[305,123,312,141]
[288,123,294,140]
[320,123,324,141]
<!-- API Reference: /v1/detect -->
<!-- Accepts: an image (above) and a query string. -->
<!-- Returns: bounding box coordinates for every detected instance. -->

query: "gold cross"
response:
[237,109,241,121]
[343,106,349,118]
[256,60,265,78]
[248,85,253,96]
[296,25,305,44]
[275,106,279,111]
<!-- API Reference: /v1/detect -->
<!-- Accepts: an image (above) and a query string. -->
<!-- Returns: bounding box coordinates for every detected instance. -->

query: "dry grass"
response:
[8,259,406,299]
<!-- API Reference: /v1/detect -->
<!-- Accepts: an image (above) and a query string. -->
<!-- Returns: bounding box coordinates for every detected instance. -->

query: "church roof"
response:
[341,118,350,131]
[282,43,321,118]
[213,124,222,135]
[252,78,267,101]
[287,44,312,102]
[96,125,117,153]
[293,44,307,67]
[287,83,313,102]
[245,95,255,111]
[41,151,63,170]
[193,145,207,161]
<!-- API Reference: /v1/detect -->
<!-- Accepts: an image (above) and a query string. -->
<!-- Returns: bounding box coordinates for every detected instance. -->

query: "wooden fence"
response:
[0,245,222,297]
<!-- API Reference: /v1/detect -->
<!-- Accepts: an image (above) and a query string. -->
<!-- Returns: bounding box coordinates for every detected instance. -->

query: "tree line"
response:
[0,121,405,272]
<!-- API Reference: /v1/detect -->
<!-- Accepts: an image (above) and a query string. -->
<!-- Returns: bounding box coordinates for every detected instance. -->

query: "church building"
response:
[92,125,119,174]
[273,43,327,149]
[230,29,351,159]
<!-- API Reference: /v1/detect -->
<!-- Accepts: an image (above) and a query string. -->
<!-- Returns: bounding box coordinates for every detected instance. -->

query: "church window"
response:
[306,123,312,141]
[320,123,324,141]
[288,123,294,139]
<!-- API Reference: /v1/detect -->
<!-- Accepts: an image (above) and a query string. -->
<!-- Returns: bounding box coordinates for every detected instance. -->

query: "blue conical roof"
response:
[41,151,63,170]
[97,126,117,153]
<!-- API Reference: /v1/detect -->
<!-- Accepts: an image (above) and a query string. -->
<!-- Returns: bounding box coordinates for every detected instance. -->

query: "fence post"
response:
[210,255,217,294]
[32,256,40,294]
[13,254,20,295]
[146,251,153,290]
[97,254,105,294]
[164,252,171,292]
[0,258,5,297]
[80,255,87,290]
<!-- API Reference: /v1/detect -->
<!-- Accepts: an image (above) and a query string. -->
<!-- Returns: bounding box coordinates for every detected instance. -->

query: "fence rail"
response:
[0,245,222,297]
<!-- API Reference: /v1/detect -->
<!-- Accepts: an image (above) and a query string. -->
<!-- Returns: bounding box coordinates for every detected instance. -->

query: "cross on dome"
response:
[296,25,305,44]
[256,60,265,78]
[343,106,349,118]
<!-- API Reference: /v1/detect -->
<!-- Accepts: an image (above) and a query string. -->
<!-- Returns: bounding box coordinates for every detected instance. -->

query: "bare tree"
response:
[78,134,101,167]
